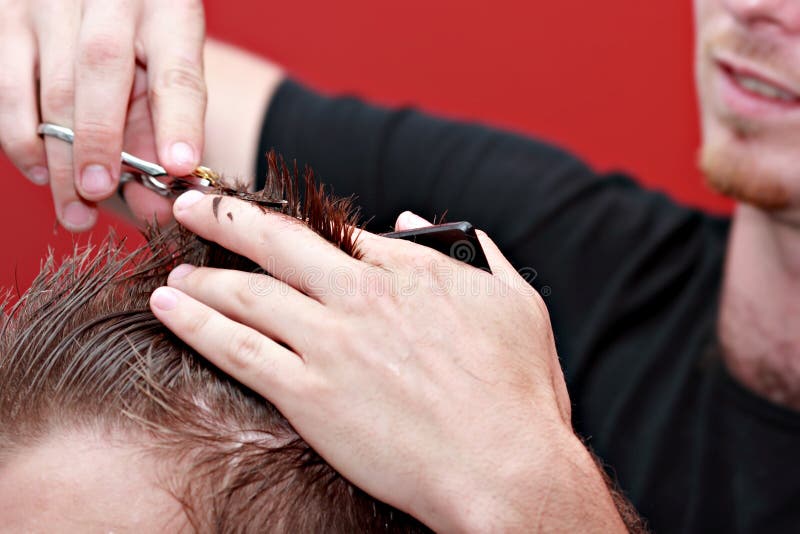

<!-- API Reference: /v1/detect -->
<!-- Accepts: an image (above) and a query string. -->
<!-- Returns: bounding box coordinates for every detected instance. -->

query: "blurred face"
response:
[695,0,800,220]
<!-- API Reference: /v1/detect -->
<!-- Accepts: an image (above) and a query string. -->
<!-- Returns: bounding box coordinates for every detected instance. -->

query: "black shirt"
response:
[257,80,800,533]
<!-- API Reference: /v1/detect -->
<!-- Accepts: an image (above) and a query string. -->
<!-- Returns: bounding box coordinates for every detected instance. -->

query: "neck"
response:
[719,204,800,410]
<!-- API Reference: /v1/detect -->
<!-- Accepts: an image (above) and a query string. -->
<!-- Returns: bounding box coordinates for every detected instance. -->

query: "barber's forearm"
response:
[422,428,629,533]
[202,38,285,185]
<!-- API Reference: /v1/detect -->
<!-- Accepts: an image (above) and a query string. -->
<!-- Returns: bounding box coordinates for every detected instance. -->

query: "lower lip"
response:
[714,63,800,118]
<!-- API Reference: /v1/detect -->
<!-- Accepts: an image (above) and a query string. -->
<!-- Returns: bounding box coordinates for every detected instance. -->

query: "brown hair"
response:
[0,154,428,533]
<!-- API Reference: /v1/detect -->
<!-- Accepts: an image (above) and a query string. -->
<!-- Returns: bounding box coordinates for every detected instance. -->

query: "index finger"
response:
[172,192,367,301]
[141,0,206,177]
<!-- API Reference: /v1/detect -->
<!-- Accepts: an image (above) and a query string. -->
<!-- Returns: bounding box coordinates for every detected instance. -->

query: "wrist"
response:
[416,426,626,533]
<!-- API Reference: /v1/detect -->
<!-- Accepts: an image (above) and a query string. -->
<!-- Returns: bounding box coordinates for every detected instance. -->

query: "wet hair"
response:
[0,153,428,533]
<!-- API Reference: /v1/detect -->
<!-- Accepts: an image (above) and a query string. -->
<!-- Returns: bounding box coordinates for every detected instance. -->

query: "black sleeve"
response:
[257,80,728,385]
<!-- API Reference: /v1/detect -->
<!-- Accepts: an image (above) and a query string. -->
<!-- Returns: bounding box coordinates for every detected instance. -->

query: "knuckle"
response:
[412,248,441,272]
[73,119,120,156]
[232,277,258,307]
[42,76,74,115]
[402,247,448,286]
[74,117,117,139]
[149,62,206,104]
[227,330,264,372]
[391,239,439,270]
[184,309,211,338]
[79,34,128,71]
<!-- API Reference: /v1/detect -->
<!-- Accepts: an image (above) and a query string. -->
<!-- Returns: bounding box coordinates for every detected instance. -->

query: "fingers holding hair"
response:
[150,286,307,402]
[166,265,328,356]
[172,192,367,302]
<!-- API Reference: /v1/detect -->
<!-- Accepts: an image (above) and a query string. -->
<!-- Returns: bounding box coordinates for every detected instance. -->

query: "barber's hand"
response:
[0,0,206,231]
[150,194,623,531]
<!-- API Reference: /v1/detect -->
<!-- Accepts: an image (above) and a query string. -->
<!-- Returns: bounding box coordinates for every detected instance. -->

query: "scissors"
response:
[37,123,490,271]
[37,122,286,206]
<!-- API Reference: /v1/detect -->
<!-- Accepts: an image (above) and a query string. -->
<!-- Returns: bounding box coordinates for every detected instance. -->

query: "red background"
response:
[1,1,729,294]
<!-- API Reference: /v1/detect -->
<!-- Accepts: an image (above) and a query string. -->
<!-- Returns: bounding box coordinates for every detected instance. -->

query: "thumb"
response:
[394,211,432,231]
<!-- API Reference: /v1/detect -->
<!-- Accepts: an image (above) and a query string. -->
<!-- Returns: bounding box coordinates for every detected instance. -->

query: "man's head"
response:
[695,0,800,221]
[0,160,428,532]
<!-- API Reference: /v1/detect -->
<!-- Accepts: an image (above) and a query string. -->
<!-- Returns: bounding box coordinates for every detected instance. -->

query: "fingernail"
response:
[151,287,178,311]
[174,190,205,212]
[62,201,97,229]
[28,166,49,185]
[170,142,196,168]
[81,165,112,195]
[169,263,196,283]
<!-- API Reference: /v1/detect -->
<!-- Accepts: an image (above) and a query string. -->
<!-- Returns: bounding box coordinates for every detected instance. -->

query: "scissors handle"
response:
[38,122,169,179]
[36,123,74,144]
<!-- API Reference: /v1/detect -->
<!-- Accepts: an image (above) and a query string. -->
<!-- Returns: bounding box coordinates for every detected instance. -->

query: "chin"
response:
[696,60,800,215]
[694,8,800,218]
[700,132,800,225]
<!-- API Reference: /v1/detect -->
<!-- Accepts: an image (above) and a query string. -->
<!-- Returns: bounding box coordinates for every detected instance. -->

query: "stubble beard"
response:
[699,135,792,211]
[697,21,799,214]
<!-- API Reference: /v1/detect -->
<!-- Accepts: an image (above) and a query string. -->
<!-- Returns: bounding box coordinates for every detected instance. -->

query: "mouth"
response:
[714,57,800,116]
